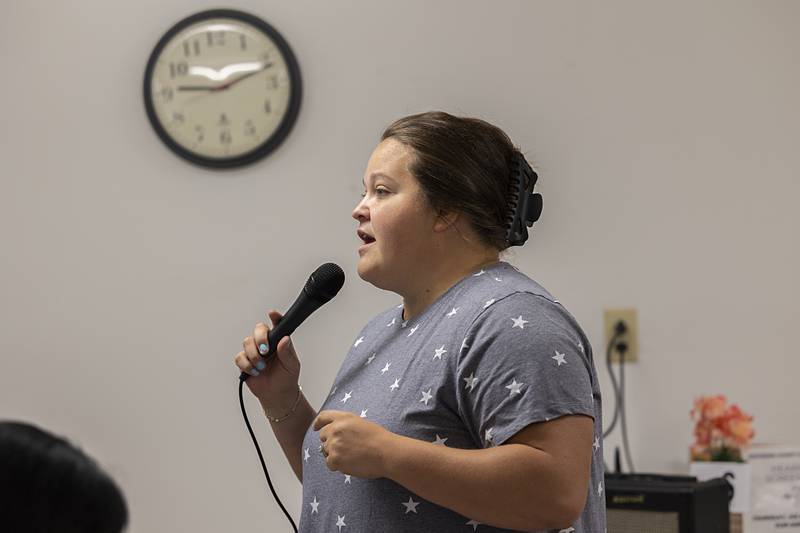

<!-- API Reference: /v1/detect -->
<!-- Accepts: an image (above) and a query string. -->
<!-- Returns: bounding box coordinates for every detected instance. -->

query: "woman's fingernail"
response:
[250,369,260,377]
[256,360,266,371]
[259,344,268,355]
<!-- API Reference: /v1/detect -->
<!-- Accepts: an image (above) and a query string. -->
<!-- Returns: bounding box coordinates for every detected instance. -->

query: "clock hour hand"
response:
[177,85,217,91]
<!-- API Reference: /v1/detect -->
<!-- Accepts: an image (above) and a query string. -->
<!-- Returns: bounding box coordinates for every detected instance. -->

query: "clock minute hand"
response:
[212,62,274,91]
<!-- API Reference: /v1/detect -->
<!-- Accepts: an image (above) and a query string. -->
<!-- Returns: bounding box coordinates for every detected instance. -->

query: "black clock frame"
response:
[143,9,302,169]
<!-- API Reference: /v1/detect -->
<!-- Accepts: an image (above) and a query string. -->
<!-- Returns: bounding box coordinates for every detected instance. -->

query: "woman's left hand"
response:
[313,410,398,479]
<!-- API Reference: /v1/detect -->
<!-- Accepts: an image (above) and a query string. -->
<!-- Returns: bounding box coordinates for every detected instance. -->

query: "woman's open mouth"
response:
[357,229,376,253]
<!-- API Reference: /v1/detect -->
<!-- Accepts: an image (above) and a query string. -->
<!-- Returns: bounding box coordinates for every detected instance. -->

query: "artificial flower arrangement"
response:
[690,394,755,462]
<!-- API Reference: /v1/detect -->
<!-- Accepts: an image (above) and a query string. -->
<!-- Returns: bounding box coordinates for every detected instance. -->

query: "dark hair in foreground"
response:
[0,420,128,533]
[381,111,527,252]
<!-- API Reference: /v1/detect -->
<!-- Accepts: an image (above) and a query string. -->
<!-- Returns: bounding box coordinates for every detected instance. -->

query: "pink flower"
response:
[690,394,754,461]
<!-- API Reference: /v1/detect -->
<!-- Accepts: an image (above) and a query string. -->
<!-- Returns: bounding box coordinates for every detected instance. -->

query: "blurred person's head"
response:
[0,420,128,533]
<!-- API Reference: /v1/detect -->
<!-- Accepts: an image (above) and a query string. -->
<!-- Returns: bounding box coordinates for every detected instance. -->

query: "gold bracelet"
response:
[264,385,303,423]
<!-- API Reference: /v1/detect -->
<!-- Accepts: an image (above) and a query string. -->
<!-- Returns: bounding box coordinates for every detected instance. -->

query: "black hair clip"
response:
[504,151,543,247]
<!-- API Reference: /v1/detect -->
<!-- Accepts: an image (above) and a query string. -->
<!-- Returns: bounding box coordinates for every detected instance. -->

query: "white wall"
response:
[1,1,798,531]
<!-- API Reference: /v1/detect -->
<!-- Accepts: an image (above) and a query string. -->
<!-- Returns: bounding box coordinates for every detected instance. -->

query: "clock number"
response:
[169,61,189,78]
[195,125,205,143]
[218,113,230,127]
[240,34,247,51]
[171,111,185,125]
[160,87,174,102]
[220,130,232,145]
[207,31,225,47]
[183,40,201,57]
[267,74,279,90]
[264,99,272,114]
[244,119,256,136]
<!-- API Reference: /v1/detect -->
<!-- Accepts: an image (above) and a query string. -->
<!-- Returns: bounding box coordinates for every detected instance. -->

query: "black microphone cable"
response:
[239,380,298,532]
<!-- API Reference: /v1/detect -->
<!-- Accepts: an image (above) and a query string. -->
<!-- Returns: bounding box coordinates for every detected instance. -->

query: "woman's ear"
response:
[434,209,460,233]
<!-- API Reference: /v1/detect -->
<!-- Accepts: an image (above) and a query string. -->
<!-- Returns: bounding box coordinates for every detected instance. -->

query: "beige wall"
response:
[1,1,798,531]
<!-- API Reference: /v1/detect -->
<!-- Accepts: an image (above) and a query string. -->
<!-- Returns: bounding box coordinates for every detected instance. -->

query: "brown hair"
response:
[380,111,525,252]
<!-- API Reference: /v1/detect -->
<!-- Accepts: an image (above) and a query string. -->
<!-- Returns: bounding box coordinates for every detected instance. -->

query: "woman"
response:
[0,420,128,533]
[235,111,605,532]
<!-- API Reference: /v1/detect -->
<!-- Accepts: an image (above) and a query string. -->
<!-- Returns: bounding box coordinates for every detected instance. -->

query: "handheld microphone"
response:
[240,262,345,381]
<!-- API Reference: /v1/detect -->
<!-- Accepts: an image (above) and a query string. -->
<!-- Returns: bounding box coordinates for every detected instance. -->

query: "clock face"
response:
[143,10,302,168]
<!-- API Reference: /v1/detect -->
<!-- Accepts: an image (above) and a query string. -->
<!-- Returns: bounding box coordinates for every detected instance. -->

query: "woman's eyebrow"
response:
[362,173,396,187]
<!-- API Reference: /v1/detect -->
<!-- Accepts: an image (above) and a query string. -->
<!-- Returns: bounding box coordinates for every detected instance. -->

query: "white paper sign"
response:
[746,445,800,532]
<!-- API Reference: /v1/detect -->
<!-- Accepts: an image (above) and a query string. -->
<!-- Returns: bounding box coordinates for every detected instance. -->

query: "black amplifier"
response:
[605,472,734,533]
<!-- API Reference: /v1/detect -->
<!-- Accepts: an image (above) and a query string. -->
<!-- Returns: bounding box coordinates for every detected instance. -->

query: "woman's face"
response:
[351,138,440,290]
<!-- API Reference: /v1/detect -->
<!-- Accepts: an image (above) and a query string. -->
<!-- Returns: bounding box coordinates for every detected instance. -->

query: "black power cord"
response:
[615,340,636,473]
[603,321,626,438]
[239,379,299,532]
[602,320,636,473]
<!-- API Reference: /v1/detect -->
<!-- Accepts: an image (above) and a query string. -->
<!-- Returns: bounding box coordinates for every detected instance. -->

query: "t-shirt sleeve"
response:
[455,291,596,448]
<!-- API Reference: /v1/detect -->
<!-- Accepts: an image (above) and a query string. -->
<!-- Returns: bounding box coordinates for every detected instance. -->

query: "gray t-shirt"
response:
[299,261,606,532]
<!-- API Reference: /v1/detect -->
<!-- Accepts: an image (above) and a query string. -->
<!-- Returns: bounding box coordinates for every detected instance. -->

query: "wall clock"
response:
[143,9,302,168]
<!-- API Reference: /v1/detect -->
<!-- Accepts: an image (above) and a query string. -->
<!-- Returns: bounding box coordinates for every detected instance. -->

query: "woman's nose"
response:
[352,198,368,221]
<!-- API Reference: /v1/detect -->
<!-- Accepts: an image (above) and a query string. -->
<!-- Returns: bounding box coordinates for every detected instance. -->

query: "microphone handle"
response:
[239,288,321,382]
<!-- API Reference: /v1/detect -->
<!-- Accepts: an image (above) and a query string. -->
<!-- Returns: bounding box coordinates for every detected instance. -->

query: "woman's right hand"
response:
[235,310,301,408]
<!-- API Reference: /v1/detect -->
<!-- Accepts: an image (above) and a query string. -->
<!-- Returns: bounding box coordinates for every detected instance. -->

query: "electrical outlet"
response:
[603,308,638,363]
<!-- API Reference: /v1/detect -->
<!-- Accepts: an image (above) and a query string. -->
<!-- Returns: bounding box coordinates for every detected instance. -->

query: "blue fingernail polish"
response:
[259,343,268,355]
[250,369,260,377]
[256,360,266,371]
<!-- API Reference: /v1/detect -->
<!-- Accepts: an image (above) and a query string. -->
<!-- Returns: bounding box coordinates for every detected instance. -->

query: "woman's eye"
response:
[360,188,389,198]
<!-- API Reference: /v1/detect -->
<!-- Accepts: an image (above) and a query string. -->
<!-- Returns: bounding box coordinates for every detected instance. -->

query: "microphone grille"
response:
[305,263,345,303]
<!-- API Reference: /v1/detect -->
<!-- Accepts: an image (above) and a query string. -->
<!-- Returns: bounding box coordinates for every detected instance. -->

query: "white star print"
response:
[460,338,469,352]
[598,482,604,496]
[303,448,310,462]
[464,372,478,391]
[396,304,404,309]
[433,346,447,360]
[310,496,319,513]
[467,519,482,530]
[593,436,600,452]
[578,341,584,353]
[483,298,495,309]
[365,353,376,365]
[473,270,485,276]
[432,434,448,446]
[402,496,420,514]
[360,409,368,418]
[552,350,567,366]
[353,337,364,347]
[340,391,352,403]
[446,307,459,317]
[407,324,419,336]
[390,378,400,391]
[505,379,524,396]
[485,427,495,444]
[336,514,346,531]
[344,474,351,484]
[387,318,396,327]
[381,362,391,374]
[511,315,528,329]
[401,320,408,328]
[420,388,433,405]
[494,277,502,282]
[329,385,337,397]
